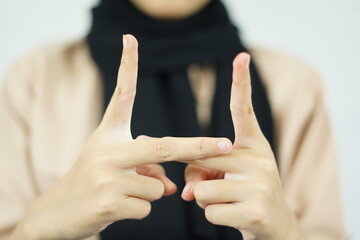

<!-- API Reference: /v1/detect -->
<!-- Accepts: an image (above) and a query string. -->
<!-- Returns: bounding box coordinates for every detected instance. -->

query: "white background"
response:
[0,0,359,238]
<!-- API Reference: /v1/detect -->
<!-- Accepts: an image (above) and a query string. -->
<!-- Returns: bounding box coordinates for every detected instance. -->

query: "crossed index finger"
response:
[115,137,233,169]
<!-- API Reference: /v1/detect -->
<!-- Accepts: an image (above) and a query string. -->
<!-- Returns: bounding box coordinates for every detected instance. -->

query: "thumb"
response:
[182,165,212,201]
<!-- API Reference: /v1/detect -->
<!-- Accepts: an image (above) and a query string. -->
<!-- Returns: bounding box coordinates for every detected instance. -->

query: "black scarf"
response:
[87,0,274,239]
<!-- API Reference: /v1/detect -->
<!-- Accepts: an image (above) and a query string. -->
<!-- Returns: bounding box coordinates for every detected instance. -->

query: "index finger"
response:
[101,34,138,134]
[116,137,233,168]
[230,53,268,149]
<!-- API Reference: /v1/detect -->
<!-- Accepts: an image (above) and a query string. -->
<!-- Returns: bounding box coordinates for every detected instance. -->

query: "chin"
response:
[129,0,212,20]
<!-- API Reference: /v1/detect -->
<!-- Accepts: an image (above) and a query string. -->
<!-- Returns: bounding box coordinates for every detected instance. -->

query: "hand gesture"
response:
[182,53,304,240]
[13,35,233,240]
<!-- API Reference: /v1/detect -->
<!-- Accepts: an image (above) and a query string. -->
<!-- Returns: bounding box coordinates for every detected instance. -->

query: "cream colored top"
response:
[0,39,346,240]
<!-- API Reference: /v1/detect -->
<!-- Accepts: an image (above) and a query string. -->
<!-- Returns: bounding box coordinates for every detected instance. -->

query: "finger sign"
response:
[101,34,138,137]
[231,53,267,149]
[116,137,232,168]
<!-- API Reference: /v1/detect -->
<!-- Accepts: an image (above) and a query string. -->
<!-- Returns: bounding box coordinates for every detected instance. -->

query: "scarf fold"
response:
[87,0,275,239]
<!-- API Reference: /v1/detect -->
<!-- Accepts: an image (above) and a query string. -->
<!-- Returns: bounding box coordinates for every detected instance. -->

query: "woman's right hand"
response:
[10,35,232,240]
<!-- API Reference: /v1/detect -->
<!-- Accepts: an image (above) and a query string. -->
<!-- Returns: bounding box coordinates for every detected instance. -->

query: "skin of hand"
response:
[10,35,233,240]
[181,54,305,240]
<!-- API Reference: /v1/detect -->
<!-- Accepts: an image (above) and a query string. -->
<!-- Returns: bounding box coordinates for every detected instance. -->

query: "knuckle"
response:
[155,138,174,161]
[249,206,267,227]
[262,160,277,176]
[114,86,136,102]
[113,85,124,98]
[120,59,130,68]
[257,182,271,198]
[239,105,253,115]
[194,138,208,157]
[95,197,117,217]
[94,177,116,193]
[230,103,253,116]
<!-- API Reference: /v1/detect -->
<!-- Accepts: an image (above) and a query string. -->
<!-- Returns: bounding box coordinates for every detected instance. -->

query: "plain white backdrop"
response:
[0,0,359,238]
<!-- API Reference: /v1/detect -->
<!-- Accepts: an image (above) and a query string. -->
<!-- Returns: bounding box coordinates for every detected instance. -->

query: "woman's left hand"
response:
[182,53,304,240]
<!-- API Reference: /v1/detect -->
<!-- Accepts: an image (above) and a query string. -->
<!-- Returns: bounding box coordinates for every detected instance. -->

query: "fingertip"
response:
[164,181,178,196]
[181,182,195,201]
[233,52,250,69]
[217,138,233,153]
[155,172,177,196]
[182,181,192,195]
[181,193,195,201]
[123,34,138,50]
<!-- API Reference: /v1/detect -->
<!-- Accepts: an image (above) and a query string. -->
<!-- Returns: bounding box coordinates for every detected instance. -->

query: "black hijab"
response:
[87,0,274,239]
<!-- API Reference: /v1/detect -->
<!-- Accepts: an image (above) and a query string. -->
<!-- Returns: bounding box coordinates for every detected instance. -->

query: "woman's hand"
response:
[182,53,304,240]
[12,35,233,240]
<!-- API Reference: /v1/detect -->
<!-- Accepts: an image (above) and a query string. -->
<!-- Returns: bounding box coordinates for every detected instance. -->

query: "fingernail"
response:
[123,34,128,49]
[182,182,193,197]
[217,140,232,153]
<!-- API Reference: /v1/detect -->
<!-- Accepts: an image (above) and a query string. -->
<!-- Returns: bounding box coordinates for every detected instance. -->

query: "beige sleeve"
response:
[0,62,39,239]
[279,69,346,240]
